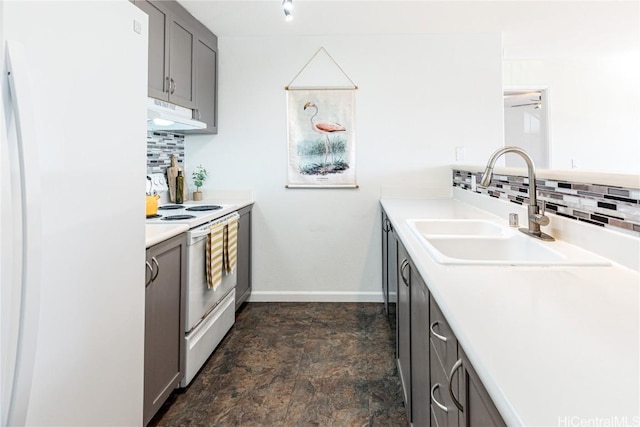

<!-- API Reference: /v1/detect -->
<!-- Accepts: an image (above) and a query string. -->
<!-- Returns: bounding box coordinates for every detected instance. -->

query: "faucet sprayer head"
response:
[479,167,493,187]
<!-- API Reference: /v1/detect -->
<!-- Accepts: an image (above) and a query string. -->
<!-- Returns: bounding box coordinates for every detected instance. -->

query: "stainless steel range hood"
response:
[147,98,206,132]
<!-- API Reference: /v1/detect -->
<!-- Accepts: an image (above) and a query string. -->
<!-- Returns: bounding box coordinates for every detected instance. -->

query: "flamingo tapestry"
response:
[286,89,356,187]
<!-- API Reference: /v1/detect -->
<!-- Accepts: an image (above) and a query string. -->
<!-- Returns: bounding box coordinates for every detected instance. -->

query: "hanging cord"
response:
[286,47,358,90]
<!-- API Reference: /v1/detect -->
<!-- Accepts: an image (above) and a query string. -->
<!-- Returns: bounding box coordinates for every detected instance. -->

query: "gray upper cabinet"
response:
[187,33,218,134]
[167,16,195,108]
[136,0,169,101]
[136,0,219,133]
[135,0,197,109]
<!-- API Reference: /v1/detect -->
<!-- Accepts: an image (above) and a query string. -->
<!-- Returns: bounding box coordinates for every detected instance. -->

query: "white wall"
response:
[504,57,640,173]
[186,34,503,301]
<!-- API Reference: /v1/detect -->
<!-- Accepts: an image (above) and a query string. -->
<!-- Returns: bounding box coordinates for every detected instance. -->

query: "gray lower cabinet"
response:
[397,242,412,422]
[235,205,252,310]
[390,225,506,427]
[429,295,506,427]
[429,295,460,427]
[382,209,398,324]
[410,268,430,427]
[144,234,186,426]
[457,348,507,427]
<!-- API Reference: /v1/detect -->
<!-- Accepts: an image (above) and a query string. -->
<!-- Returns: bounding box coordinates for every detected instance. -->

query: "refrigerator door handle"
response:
[4,40,43,427]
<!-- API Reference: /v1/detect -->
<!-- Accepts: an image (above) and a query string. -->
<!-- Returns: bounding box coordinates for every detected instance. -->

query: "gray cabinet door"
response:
[382,211,390,314]
[168,16,195,108]
[192,34,217,133]
[144,234,186,425]
[429,295,459,427]
[397,243,412,422]
[430,295,458,375]
[235,205,252,310]
[459,348,507,427]
[136,0,169,101]
[410,269,430,427]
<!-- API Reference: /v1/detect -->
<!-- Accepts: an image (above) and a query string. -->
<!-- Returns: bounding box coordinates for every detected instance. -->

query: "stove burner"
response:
[161,215,196,221]
[159,204,185,210]
[185,205,223,212]
[146,214,162,219]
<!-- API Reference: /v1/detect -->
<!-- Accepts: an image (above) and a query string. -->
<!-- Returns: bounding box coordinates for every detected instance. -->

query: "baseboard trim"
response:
[247,291,383,303]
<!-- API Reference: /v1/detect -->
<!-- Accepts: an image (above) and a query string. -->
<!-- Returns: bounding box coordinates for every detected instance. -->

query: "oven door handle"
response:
[190,228,213,239]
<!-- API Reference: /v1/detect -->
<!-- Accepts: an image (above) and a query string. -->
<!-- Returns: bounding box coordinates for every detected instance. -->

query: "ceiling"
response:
[178,0,640,59]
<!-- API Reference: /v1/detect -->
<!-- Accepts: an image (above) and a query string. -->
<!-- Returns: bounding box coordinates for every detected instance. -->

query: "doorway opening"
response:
[503,88,550,168]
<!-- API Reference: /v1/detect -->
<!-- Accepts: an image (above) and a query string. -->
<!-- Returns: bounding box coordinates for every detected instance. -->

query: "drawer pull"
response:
[145,261,153,287]
[151,257,160,282]
[430,321,448,342]
[449,358,464,412]
[430,383,448,412]
[400,259,409,286]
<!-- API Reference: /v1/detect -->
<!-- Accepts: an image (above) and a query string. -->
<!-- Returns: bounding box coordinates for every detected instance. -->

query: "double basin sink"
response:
[407,219,610,266]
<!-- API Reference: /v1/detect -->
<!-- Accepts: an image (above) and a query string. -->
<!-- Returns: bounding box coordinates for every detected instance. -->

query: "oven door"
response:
[186,215,238,332]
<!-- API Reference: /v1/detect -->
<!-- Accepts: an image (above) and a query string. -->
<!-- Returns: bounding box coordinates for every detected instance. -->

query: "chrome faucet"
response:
[479,146,554,241]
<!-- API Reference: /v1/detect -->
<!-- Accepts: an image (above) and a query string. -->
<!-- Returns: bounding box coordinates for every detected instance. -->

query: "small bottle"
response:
[176,171,184,204]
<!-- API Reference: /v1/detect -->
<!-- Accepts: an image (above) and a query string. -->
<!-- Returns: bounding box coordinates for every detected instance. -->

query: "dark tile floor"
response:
[149,302,408,427]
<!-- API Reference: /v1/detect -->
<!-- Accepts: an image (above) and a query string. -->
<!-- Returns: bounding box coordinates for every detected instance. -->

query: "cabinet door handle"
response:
[145,261,153,287]
[165,76,170,93]
[448,358,464,412]
[430,383,448,413]
[400,259,409,286]
[430,321,448,342]
[151,257,160,282]
[382,218,391,233]
[170,78,175,94]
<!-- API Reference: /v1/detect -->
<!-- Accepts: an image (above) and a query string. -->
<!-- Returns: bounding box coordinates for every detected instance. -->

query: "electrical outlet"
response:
[455,146,465,161]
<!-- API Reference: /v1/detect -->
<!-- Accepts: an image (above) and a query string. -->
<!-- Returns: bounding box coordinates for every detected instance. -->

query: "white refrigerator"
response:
[1,2,149,425]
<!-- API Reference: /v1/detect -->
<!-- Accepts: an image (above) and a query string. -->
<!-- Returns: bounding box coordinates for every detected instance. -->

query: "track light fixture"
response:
[282,0,293,21]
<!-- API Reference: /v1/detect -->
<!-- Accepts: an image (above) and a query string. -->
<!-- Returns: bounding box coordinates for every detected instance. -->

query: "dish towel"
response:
[205,221,225,290]
[223,214,239,274]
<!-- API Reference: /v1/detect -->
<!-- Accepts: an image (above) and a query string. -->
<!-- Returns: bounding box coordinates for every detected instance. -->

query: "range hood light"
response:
[152,118,175,126]
[146,98,206,132]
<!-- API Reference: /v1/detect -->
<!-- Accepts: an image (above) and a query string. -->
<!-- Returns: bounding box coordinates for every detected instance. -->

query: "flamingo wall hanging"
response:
[285,47,358,189]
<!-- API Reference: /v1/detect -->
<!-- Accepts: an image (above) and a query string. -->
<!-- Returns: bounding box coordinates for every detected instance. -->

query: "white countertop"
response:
[381,197,640,426]
[145,223,189,248]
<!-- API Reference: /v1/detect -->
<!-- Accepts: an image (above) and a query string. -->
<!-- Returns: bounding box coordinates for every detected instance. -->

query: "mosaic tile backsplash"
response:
[147,131,185,174]
[453,169,640,236]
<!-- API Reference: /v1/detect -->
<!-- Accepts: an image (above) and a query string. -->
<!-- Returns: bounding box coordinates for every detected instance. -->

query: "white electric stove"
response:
[146,173,238,387]
[146,173,238,228]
